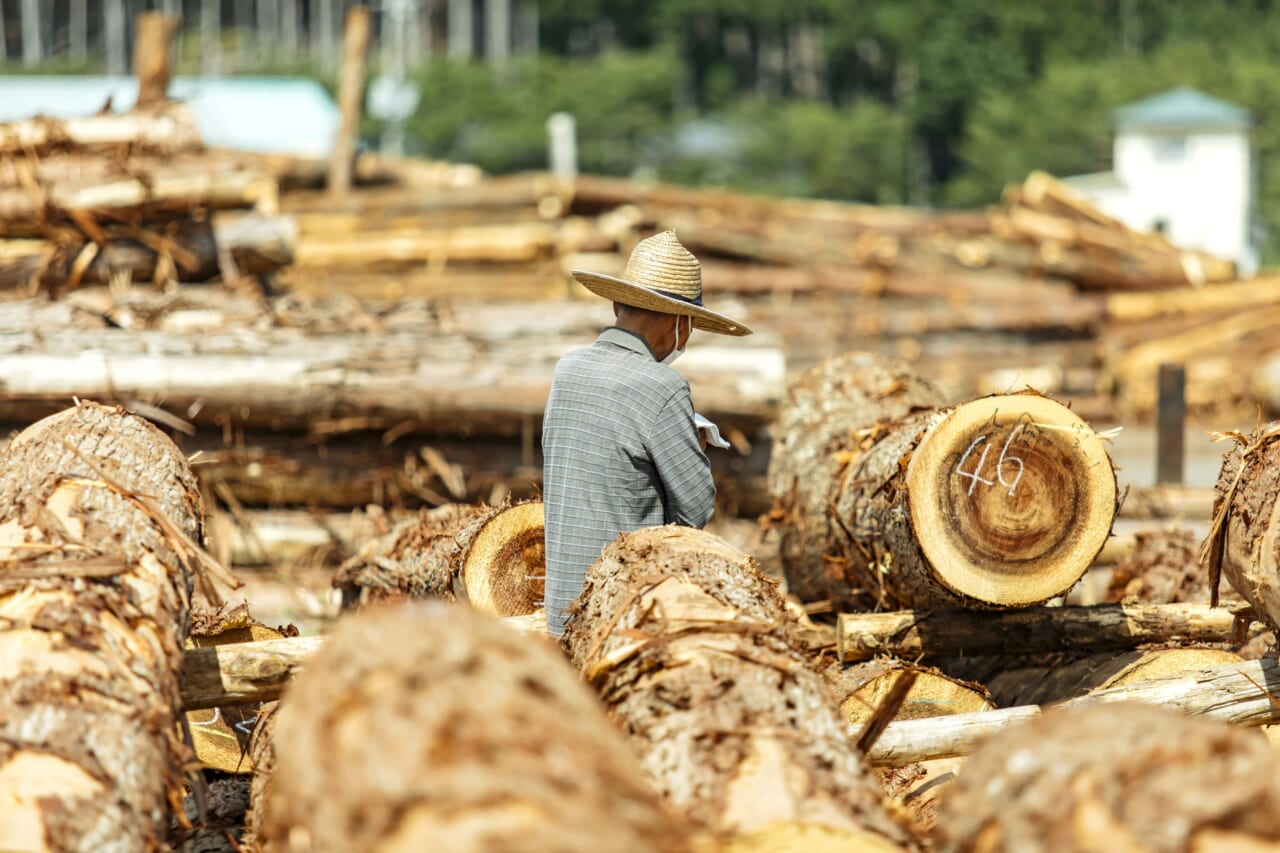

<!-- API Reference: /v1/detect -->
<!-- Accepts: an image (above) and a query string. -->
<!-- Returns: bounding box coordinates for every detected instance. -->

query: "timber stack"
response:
[0,12,293,296]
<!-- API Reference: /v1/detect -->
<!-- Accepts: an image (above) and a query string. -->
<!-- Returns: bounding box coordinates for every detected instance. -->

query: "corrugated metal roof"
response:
[0,75,340,156]
[1114,87,1251,133]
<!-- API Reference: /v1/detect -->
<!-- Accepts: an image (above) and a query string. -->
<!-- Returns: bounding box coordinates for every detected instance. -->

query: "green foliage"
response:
[403,49,680,175]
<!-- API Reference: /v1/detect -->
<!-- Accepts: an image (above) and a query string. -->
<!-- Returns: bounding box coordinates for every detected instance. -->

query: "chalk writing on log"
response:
[956,424,1026,498]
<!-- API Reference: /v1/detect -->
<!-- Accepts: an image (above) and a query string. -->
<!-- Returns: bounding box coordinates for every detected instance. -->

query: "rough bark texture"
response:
[837,603,1243,663]
[333,503,487,607]
[258,602,693,852]
[1105,526,1212,604]
[562,526,915,847]
[767,352,945,610]
[0,402,203,852]
[981,647,1246,708]
[241,702,278,853]
[933,703,1280,852]
[1208,423,1280,632]
[332,501,545,616]
[771,358,1118,610]
[174,775,251,853]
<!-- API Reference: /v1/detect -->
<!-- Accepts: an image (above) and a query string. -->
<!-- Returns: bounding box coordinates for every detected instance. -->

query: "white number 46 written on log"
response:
[956,426,1025,498]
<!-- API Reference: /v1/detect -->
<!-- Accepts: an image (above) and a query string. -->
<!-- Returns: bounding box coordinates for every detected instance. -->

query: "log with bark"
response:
[981,647,1247,708]
[1105,526,1210,604]
[825,661,990,837]
[770,353,1119,611]
[256,602,697,851]
[333,501,545,617]
[931,703,1280,852]
[1205,422,1280,631]
[835,602,1248,663]
[185,604,291,775]
[562,526,916,847]
[0,212,295,291]
[0,402,204,851]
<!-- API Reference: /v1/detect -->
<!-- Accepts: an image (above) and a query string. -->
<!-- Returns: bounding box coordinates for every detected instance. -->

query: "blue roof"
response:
[1114,87,1251,132]
[0,76,340,156]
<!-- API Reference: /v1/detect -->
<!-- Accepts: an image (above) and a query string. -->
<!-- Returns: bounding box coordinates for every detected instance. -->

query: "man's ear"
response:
[613,302,622,319]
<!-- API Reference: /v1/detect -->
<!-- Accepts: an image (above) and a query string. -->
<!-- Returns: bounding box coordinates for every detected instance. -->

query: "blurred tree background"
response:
[5,0,1280,246]
[393,0,1280,255]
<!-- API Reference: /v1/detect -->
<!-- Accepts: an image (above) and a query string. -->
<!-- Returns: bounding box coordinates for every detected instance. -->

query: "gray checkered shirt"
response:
[541,326,715,637]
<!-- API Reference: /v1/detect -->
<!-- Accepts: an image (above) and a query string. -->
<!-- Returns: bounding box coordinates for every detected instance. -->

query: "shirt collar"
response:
[597,326,658,361]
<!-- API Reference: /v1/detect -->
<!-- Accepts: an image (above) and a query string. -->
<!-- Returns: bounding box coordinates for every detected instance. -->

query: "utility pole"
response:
[447,0,473,60]
[486,0,510,68]
[282,0,300,55]
[21,0,43,67]
[70,0,89,61]
[105,0,129,76]
[202,0,223,75]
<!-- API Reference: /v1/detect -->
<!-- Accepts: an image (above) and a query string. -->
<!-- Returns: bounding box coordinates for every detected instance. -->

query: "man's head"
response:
[613,303,693,363]
[570,231,753,339]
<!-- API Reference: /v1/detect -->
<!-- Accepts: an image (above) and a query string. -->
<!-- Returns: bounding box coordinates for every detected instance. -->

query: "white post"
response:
[486,0,510,67]
[447,0,473,60]
[547,112,577,183]
[21,0,43,67]
[105,0,129,76]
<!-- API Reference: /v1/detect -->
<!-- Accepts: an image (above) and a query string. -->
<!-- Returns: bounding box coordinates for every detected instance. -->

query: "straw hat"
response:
[572,230,752,336]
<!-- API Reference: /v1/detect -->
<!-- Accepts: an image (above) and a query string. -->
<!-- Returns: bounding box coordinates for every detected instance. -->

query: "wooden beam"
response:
[329,6,372,196]
[134,12,181,107]
[836,602,1251,663]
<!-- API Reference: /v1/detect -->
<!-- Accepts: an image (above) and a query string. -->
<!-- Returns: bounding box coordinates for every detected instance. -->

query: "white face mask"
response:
[660,318,686,366]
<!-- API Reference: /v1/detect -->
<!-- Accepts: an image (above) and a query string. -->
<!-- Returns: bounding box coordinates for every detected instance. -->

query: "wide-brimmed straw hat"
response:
[572,231,752,336]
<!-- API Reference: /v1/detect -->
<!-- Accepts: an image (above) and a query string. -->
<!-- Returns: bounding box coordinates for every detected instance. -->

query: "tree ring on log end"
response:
[907,395,1115,606]
[463,501,546,617]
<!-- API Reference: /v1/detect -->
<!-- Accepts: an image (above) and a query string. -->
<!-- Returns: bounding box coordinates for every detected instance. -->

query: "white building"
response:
[1066,87,1257,275]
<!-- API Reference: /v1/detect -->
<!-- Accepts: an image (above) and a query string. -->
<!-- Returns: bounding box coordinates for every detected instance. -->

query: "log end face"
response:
[907,394,1116,606]
[463,501,545,618]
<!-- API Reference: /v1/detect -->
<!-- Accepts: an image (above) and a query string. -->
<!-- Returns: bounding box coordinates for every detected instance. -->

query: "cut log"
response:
[766,351,945,609]
[982,647,1246,707]
[0,104,203,156]
[1207,422,1280,630]
[241,702,277,853]
[333,501,545,617]
[771,356,1118,610]
[861,655,1280,767]
[0,298,777,438]
[181,636,325,711]
[931,703,1280,853]
[0,402,203,851]
[562,526,915,846]
[185,604,290,775]
[1106,276,1280,322]
[1117,484,1214,520]
[835,602,1245,663]
[827,660,993,726]
[1105,526,1209,603]
[256,602,697,851]
[826,660,990,837]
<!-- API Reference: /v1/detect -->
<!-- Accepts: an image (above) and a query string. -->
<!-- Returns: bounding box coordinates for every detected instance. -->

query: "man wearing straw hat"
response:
[542,230,752,638]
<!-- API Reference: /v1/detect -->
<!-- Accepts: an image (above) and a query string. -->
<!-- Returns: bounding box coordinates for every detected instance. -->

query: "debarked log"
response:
[0,313,778,438]
[0,104,202,156]
[859,655,1280,767]
[836,602,1250,663]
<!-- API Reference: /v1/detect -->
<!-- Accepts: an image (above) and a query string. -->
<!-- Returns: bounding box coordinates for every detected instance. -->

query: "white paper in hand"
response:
[693,413,732,450]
